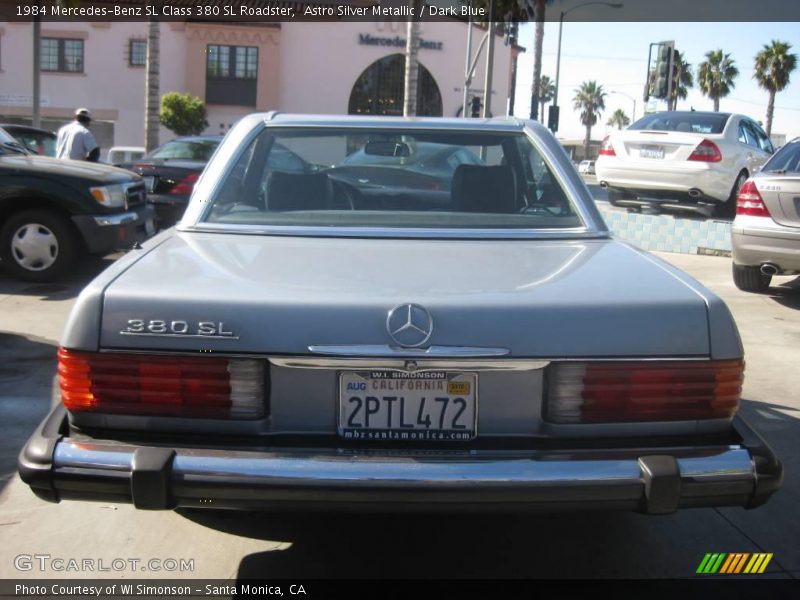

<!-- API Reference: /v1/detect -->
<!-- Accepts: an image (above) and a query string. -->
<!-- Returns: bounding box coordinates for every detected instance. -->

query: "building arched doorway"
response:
[348,54,443,117]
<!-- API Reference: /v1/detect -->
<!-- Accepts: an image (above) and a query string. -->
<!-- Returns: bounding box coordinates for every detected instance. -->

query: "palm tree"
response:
[538,75,555,124]
[607,109,630,130]
[526,0,553,121]
[754,40,797,138]
[668,51,694,111]
[573,81,606,158]
[144,17,160,152]
[697,49,739,112]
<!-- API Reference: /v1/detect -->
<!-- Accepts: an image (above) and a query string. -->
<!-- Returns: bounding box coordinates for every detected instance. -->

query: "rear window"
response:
[629,113,730,134]
[763,142,800,173]
[202,128,584,230]
[148,139,219,161]
[11,131,56,156]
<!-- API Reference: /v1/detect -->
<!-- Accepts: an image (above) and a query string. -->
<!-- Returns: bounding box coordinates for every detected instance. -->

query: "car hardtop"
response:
[260,112,530,132]
[0,123,56,137]
[179,112,608,237]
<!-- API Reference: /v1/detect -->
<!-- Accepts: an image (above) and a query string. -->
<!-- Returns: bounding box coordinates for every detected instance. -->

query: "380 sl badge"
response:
[120,319,239,339]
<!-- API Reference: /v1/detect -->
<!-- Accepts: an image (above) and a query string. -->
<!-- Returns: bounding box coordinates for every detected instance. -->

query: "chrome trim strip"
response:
[182,223,609,240]
[270,357,548,371]
[52,441,756,490]
[92,212,138,227]
[307,344,510,358]
[119,332,240,340]
[97,348,710,365]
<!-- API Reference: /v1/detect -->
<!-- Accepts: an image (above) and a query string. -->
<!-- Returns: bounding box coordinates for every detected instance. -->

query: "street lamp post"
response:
[610,90,636,123]
[551,1,623,132]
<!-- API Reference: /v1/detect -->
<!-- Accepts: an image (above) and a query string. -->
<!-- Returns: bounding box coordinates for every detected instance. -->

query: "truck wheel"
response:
[0,210,80,282]
[716,171,748,220]
[732,263,771,293]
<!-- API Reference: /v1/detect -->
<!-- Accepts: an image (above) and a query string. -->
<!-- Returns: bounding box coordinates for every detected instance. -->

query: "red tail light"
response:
[688,139,722,162]
[736,180,772,217]
[169,172,200,196]
[599,135,616,156]
[547,360,743,424]
[131,163,154,171]
[58,348,265,419]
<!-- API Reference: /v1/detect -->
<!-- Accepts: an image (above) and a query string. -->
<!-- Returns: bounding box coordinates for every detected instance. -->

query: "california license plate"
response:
[639,146,665,159]
[338,371,477,441]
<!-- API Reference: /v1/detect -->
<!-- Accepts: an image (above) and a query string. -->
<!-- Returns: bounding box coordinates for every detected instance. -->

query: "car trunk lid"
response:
[611,130,714,163]
[757,175,800,228]
[99,233,711,358]
[125,160,205,195]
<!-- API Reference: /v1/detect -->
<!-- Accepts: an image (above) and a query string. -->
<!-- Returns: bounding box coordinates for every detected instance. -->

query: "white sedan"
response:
[595,111,774,218]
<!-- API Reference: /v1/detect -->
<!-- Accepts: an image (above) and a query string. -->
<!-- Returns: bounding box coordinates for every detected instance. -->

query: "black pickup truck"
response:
[0,127,154,282]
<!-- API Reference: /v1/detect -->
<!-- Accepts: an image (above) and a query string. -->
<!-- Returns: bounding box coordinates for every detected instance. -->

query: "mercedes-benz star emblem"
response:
[386,304,434,348]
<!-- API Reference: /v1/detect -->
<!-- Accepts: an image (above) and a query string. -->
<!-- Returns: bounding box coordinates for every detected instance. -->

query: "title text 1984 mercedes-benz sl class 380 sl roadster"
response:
[19,113,781,514]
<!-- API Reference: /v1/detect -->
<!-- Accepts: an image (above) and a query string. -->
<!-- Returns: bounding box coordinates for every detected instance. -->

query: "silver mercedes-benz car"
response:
[731,137,800,293]
[19,114,781,514]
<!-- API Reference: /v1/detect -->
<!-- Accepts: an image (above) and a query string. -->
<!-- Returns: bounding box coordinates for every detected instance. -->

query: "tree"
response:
[538,75,555,124]
[669,51,694,111]
[573,81,606,158]
[607,108,630,130]
[528,0,553,121]
[754,40,797,138]
[144,17,160,152]
[697,49,739,112]
[159,92,208,136]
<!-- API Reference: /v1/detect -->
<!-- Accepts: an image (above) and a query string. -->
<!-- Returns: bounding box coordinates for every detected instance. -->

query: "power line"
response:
[726,95,800,112]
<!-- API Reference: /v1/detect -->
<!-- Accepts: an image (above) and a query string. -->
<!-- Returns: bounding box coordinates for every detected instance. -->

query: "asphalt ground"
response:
[0,249,798,581]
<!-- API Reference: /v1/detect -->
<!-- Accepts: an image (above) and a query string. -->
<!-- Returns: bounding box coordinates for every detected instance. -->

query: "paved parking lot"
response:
[0,251,798,580]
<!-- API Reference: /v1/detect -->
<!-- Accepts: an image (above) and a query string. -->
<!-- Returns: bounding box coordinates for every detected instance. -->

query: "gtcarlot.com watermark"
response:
[14,554,195,573]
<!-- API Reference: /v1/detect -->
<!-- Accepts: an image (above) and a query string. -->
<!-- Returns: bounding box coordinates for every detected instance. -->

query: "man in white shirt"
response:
[55,108,100,162]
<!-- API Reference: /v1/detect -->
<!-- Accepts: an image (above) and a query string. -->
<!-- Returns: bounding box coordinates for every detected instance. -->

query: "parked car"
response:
[120,135,222,229]
[0,126,154,281]
[340,142,484,190]
[595,111,774,218]
[578,160,595,175]
[731,137,800,292]
[1,123,57,157]
[19,114,781,515]
[105,146,145,166]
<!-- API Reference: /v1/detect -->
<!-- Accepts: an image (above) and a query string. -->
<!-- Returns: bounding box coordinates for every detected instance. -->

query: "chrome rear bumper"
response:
[18,406,782,514]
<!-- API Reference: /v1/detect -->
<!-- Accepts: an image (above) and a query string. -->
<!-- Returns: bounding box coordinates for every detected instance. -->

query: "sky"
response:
[511,21,800,142]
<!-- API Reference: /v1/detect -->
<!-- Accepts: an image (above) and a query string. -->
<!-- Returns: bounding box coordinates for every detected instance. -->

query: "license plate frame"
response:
[639,145,665,159]
[337,370,478,441]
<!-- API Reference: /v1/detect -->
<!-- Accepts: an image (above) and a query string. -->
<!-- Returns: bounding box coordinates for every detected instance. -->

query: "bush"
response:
[159,92,209,136]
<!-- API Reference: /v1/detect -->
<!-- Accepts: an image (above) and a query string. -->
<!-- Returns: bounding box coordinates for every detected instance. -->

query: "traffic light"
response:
[653,44,672,98]
[548,105,560,133]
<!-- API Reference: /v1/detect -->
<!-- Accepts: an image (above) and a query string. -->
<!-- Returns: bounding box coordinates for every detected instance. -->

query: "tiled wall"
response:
[598,206,732,255]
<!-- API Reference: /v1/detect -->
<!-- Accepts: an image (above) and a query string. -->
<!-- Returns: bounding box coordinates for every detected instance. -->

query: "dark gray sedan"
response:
[19,114,781,514]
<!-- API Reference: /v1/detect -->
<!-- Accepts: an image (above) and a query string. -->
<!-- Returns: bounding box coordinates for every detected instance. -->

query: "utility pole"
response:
[32,15,41,128]
[481,0,496,118]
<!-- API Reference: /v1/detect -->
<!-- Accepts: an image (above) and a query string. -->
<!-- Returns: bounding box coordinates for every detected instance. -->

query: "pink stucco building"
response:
[0,18,521,150]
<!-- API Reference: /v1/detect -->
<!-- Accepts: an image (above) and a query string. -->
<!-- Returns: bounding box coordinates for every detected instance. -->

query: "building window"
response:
[41,38,84,73]
[206,44,258,106]
[129,39,146,67]
[348,54,442,117]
